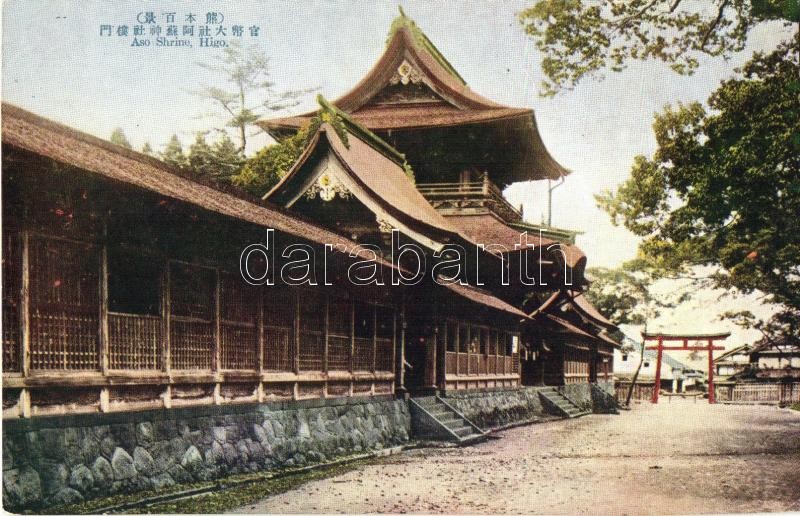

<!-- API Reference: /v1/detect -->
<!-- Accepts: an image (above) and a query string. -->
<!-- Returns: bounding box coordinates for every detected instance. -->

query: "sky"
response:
[2,1,791,347]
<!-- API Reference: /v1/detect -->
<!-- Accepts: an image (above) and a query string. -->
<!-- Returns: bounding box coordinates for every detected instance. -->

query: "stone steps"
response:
[538,389,590,419]
[409,396,488,445]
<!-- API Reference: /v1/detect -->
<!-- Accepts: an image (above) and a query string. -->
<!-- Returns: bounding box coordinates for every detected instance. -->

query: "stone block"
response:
[111,448,136,480]
[68,463,94,493]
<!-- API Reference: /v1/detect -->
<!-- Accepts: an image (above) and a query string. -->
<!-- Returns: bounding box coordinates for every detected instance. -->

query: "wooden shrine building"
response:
[1,10,620,510]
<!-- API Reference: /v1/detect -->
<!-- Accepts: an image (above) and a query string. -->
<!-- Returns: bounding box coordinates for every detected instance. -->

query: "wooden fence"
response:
[614,381,656,402]
[717,382,800,404]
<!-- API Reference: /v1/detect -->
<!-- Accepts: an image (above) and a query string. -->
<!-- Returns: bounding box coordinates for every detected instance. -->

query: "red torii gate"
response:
[642,332,730,404]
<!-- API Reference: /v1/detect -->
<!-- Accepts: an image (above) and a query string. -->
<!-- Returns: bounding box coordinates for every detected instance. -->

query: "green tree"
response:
[185,132,246,181]
[196,40,315,152]
[519,0,799,96]
[584,263,651,326]
[187,133,215,176]
[141,142,154,156]
[160,134,188,170]
[110,127,132,149]
[232,123,313,196]
[596,44,800,313]
[208,132,246,181]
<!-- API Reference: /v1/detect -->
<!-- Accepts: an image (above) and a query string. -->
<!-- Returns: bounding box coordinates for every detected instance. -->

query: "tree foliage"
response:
[584,264,652,326]
[158,132,245,182]
[232,123,313,196]
[519,0,799,95]
[109,128,133,149]
[160,134,189,170]
[596,42,800,311]
[195,40,315,151]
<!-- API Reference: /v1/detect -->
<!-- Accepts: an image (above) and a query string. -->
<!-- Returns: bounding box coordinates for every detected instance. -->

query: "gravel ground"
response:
[236,401,800,514]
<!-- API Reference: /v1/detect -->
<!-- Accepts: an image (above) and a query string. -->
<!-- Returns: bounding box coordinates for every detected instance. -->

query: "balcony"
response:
[416,177,523,223]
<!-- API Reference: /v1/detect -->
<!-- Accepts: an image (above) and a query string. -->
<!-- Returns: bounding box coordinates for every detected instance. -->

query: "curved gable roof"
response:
[258,12,569,182]
[264,121,466,249]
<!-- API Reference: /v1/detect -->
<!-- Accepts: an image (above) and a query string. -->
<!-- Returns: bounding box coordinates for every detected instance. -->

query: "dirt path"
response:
[236,401,800,514]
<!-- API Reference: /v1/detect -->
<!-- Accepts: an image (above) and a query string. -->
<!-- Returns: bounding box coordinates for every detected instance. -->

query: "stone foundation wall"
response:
[561,383,593,412]
[2,395,410,511]
[442,384,607,429]
[441,388,546,429]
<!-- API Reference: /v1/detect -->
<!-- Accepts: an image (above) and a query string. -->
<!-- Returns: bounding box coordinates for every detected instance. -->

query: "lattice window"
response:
[328,297,351,371]
[298,290,324,371]
[264,326,292,371]
[108,313,161,369]
[2,232,21,371]
[169,262,214,370]
[374,305,393,372]
[29,236,99,370]
[170,319,213,370]
[353,302,374,371]
[221,324,258,370]
[353,338,373,371]
[107,248,162,370]
[220,273,258,370]
[375,338,393,372]
[263,286,294,371]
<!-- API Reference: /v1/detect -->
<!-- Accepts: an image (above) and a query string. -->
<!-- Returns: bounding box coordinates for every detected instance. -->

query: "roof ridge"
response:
[315,95,414,178]
[387,7,467,86]
[0,102,269,206]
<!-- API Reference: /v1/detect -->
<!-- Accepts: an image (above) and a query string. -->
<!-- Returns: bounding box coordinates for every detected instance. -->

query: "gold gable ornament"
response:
[306,172,350,201]
[391,60,424,85]
[376,218,394,233]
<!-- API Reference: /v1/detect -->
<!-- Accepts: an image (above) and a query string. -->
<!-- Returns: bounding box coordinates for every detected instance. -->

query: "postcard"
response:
[2,1,798,514]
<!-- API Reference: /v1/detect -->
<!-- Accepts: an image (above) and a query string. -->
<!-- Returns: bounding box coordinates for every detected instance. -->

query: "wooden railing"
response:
[416,179,522,220]
[445,351,519,376]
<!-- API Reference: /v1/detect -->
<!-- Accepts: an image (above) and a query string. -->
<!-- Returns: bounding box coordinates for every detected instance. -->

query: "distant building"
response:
[716,337,800,384]
[614,339,705,394]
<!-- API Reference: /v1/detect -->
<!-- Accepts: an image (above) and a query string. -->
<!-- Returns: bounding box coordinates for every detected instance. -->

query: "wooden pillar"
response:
[323,294,329,374]
[257,286,264,373]
[349,301,355,373]
[397,303,406,393]
[455,323,460,376]
[257,283,265,402]
[99,245,109,375]
[392,307,397,394]
[293,291,300,374]
[651,336,663,404]
[437,321,446,391]
[162,259,171,374]
[426,326,437,389]
[350,301,355,397]
[372,305,377,373]
[214,268,221,373]
[707,339,716,404]
[20,231,30,378]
